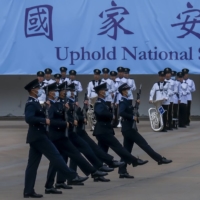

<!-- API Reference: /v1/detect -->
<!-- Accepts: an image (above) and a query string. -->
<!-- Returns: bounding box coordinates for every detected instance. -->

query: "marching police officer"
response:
[44,82,108,191]
[23,79,82,198]
[68,89,124,182]
[118,83,172,178]
[182,68,196,126]
[44,68,55,86]
[93,83,148,169]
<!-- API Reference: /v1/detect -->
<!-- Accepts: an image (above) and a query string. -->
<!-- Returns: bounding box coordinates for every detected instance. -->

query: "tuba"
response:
[87,96,98,131]
[148,100,164,132]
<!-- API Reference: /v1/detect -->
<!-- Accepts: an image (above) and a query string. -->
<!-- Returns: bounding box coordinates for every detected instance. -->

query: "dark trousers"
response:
[173,104,179,127]
[96,133,138,165]
[128,100,133,106]
[24,137,76,194]
[186,100,191,125]
[162,105,169,130]
[45,138,96,188]
[118,129,162,174]
[179,103,187,127]
[69,133,103,171]
[168,102,173,128]
[78,130,114,165]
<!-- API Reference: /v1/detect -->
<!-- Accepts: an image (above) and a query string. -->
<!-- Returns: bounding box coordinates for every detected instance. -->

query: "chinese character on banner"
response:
[98,0,134,40]
[25,5,53,41]
[171,2,200,39]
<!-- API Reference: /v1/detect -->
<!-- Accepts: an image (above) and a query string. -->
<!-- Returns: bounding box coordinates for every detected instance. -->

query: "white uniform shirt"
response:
[87,80,102,99]
[173,80,180,104]
[111,80,119,103]
[179,82,189,104]
[43,79,55,87]
[165,79,176,102]
[115,77,127,103]
[185,78,196,100]
[149,81,170,105]
[68,79,83,92]
[101,78,115,102]
[38,82,46,103]
[127,78,136,100]
[59,77,70,84]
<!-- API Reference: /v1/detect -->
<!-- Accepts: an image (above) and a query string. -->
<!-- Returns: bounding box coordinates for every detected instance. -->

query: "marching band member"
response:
[101,68,115,110]
[36,71,46,104]
[149,71,170,132]
[110,71,119,128]
[68,70,83,93]
[171,71,180,129]
[177,72,189,128]
[87,69,102,130]
[43,68,55,86]
[59,66,70,83]
[164,68,176,131]
[115,67,127,103]
[54,74,62,87]
[182,68,196,126]
[124,68,136,105]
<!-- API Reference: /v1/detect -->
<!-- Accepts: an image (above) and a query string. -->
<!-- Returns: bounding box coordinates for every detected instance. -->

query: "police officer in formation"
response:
[24,79,84,198]
[24,66,195,197]
[118,83,172,178]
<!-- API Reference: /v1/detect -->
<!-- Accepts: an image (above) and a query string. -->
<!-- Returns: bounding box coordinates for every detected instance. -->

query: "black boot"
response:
[119,173,134,179]
[94,176,110,182]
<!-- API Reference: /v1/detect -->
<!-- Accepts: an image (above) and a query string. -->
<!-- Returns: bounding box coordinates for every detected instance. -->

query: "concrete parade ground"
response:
[0,120,200,200]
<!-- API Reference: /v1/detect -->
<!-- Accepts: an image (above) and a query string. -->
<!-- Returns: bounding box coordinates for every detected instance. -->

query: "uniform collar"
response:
[121,96,128,100]
[49,99,56,103]
[29,96,39,102]
[98,97,106,102]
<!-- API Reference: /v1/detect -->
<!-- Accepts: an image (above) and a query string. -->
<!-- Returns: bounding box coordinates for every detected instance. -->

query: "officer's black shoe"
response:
[158,157,172,165]
[91,170,108,178]
[99,165,114,172]
[68,175,88,185]
[179,125,187,128]
[94,176,110,182]
[67,181,84,186]
[24,192,43,198]
[55,183,73,189]
[109,160,125,168]
[132,159,148,167]
[119,173,134,179]
[161,128,167,132]
[45,187,62,194]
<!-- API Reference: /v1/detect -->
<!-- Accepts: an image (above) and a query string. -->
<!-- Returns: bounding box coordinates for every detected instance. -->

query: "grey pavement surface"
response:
[0,121,200,200]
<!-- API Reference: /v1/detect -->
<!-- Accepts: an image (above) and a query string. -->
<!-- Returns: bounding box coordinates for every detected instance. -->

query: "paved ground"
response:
[0,121,200,200]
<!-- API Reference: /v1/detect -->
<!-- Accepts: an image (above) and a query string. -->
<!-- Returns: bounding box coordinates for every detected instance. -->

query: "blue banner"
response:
[0,0,200,74]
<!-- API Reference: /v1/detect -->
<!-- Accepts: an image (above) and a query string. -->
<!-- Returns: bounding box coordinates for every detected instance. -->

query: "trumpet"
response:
[148,100,164,132]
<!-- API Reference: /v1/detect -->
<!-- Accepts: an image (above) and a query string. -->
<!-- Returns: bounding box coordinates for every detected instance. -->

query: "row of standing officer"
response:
[149,68,196,131]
